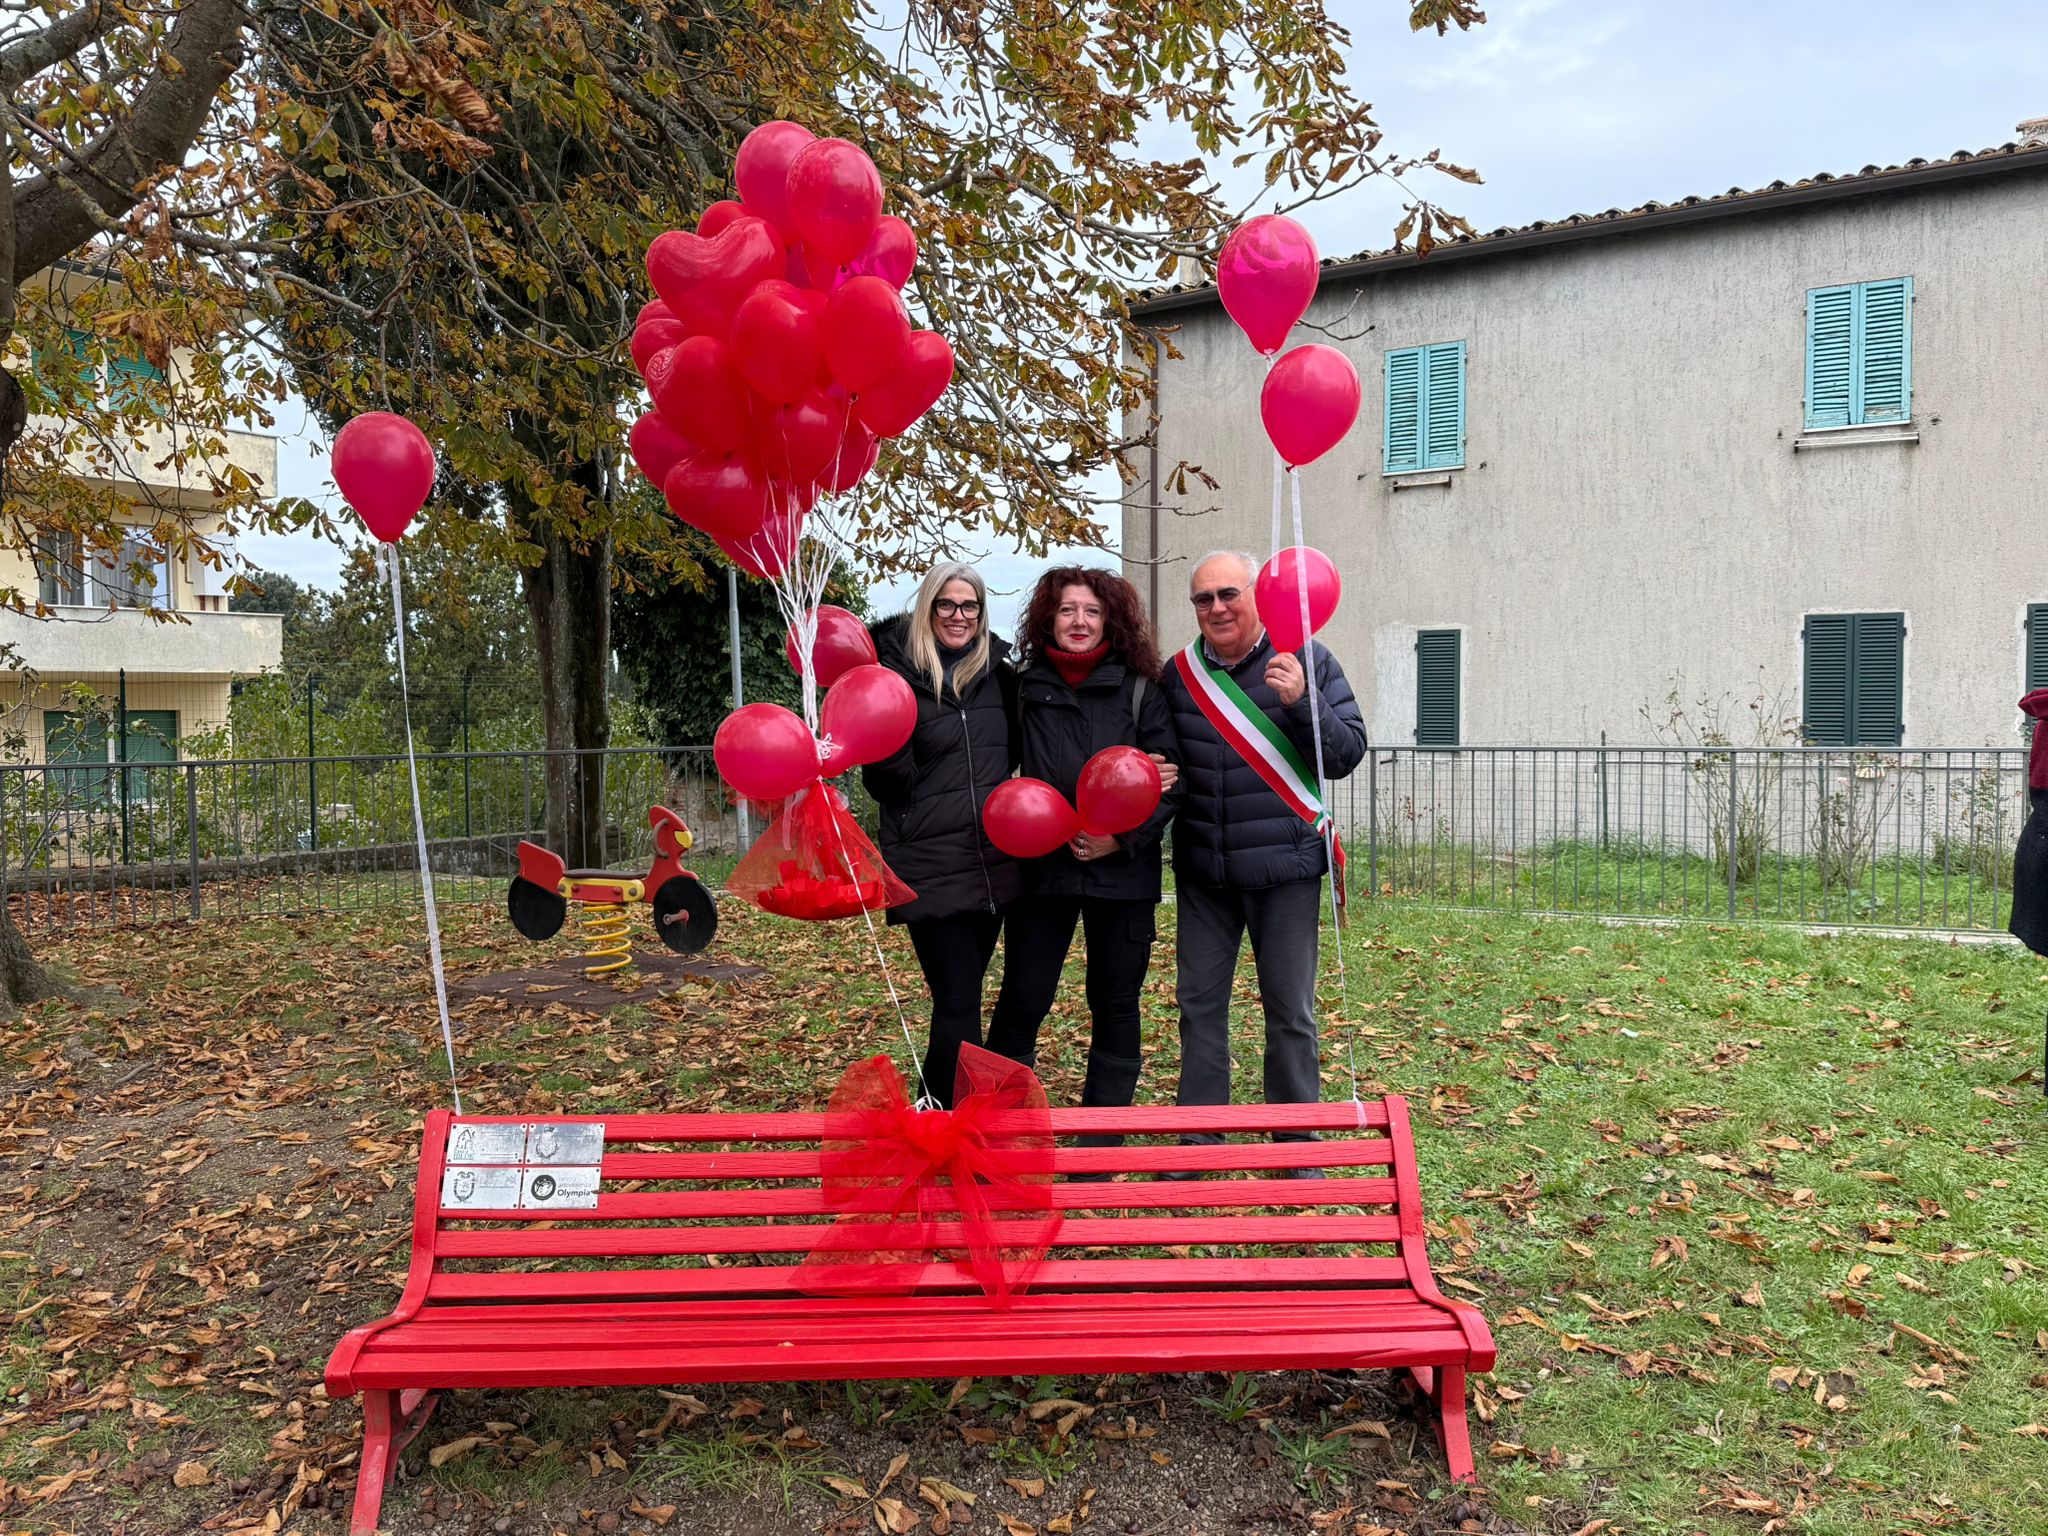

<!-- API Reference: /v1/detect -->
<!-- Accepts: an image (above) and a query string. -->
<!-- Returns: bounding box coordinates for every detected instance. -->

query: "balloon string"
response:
[384,544,464,1114]
[823,793,931,1108]
[1287,468,1349,1029]
[1269,451,1284,563]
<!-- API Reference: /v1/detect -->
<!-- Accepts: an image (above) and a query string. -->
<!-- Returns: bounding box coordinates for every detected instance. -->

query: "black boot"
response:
[1068,1050,1143,1183]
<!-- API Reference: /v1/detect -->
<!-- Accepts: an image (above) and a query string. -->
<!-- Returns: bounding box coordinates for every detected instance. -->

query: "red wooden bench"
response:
[326,1097,1494,1534]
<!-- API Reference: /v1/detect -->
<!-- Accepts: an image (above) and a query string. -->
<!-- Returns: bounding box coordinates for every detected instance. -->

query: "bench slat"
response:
[427,1254,1410,1304]
[430,1102,1391,1147]
[437,1175,1402,1222]
[433,1212,1401,1259]
[599,1138,1394,1182]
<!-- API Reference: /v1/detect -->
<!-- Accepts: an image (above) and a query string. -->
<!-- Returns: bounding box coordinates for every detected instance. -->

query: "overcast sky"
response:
[242,0,2048,627]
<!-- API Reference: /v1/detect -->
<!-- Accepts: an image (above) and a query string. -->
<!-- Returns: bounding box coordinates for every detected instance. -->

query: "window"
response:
[35,533,87,606]
[1802,612,1904,747]
[1415,629,1461,747]
[95,534,172,610]
[1805,278,1912,429]
[1384,341,1466,473]
[2029,604,2048,694]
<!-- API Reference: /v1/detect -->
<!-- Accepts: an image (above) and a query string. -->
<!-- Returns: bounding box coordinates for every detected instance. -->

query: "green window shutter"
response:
[1805,285,1855,430]
[1415,629,1460,746]
[43,711,111,802]
[1849,612,1905,747]
[1422,342,1467,470]
[107,351,167,413]
[1856,277,1912,424]
[2028,603,2048,692]
[1384,346,1424,473]
[1802,614,1852,745]
[119,709,178,799]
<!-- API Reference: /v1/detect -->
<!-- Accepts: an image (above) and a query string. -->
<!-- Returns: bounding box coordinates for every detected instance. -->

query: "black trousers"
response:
[986,895,1156,1064]
[905,910,1003,1107]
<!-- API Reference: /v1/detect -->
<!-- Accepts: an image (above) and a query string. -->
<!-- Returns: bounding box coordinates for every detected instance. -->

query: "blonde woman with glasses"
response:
[863,563,1021,1106]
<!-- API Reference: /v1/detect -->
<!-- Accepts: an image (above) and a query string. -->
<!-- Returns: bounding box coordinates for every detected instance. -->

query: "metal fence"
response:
[1335,745,2027,931]
[0,743,2032,935]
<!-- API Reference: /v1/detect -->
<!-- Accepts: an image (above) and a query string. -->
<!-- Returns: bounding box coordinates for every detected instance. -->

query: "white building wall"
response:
[1126,168,2048,749]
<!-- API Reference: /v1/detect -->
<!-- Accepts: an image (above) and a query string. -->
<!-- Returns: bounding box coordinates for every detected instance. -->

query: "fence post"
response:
[306,673,319,854]
[461,669,473,840]
[1597,729,1609,850]
[185,763,202,919]
[1366,749,1378,899]
[1727,748,1739,919]
[117,667,131,866]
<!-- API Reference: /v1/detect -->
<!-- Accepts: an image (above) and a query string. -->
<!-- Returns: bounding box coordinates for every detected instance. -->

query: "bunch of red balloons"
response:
[712,603,913,803]
[626,122,956,578]
[983,747,1163,860]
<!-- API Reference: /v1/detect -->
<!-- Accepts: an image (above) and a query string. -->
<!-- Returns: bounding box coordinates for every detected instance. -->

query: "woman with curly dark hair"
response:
[986,567,1181,1168]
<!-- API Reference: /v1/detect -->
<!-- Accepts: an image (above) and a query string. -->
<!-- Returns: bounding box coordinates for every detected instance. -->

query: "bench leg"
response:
[349,1388,441,1536]
[1406,1364,1476,1483]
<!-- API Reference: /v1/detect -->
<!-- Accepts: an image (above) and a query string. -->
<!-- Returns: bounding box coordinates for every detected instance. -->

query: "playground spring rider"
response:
[507,806,718,974]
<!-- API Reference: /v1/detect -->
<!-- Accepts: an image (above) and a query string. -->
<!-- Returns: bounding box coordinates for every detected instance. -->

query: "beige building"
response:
[1126,130,2048,752]
[1,263,281,767]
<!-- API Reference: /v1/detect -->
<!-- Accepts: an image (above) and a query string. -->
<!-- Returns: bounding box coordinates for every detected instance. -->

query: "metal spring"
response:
[581,901,633,976]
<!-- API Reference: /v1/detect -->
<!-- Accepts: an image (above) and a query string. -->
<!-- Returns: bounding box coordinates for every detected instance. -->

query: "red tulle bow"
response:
[796,1044,1061,1306]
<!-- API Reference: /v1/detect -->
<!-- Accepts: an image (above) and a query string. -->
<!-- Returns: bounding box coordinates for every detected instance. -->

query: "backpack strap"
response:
[1129,673,1145,722]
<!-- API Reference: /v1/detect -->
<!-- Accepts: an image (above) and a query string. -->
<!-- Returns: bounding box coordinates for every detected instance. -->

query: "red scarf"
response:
[2023,689,2048,789]
[1048,641,1108,687]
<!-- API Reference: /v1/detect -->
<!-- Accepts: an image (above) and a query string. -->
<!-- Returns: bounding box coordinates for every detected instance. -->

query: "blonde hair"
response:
[906,561,993,698]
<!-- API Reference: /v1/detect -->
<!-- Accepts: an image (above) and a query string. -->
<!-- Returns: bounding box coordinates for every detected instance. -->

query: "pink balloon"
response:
[785,138,883,266]
[332,412,436,544]
[731,279,823,405]
[648,334,751,454]
[748,388,841,484]
[818,663,916,771]
[630,316,687,376]
[822,276,911,395]
[697,199,745,237]
[628,411,696,487]
[1260,344,1360,468]
[855,331,954,438]
[714,702,820,801]
[663,452,769,541]
[1075,746,1162,838]
[645,218,783,337]
[1254,546,1341,652]
[785,604,877,687]
[1217,215,1320,356]
[983,779,1080,860]
[848,215,917,289]
[735,121,815,234]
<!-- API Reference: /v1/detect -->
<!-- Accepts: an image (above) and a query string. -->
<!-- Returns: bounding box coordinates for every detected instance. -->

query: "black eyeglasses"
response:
[1191,586,1244,610]
[934,598,982,619]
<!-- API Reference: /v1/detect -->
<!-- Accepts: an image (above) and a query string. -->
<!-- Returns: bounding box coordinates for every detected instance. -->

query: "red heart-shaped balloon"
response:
[734,120,816,235]
[645,218,783,336]
[664,451,769,541]
[649,334,751,454]
[748,387,841,484]
[731,279,823,405]
[849,216,917,290]
[697,199,745,237]
[630,317,687,376]
[629,412,697,487]
[855,331,954,438]
[637,299,674,329]
[822,276,911,395]
[819,408,878,493]
[786,138,883,266]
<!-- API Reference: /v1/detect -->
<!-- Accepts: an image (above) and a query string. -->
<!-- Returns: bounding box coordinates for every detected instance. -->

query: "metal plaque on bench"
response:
[444,1123,530,1167]
[522,1122,605,1166]
[517,1165,602,1210]
[439,1165,524,1209]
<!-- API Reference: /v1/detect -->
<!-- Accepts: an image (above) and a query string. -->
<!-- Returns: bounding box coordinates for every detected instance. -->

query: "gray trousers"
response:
[1174,877,1322,1136]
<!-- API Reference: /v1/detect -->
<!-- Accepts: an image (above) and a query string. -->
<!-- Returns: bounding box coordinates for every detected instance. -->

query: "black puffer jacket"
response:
[1013,650,1182,902]
[1160,633,1368,889]
[861,614,1023,923]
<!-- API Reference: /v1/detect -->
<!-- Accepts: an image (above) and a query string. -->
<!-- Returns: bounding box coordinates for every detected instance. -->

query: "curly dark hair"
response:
[1019,566,1164,680]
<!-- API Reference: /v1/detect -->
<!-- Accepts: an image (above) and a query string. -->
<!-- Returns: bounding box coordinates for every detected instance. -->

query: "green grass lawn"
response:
[1,892,2043,1534]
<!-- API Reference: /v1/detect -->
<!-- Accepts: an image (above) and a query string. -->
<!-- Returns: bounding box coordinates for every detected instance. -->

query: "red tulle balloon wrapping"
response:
[727,785,915,921]
[795,1044,1062,1307]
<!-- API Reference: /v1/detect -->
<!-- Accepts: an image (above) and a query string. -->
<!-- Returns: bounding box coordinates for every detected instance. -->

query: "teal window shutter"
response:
[1415,629,1460,746]
[2028,603,2048,692]
[1857,278,1911,424]
[1805,278,1912,429]
[43,711,111,803]
[1423,342,1466,470]
[1384,347,1423,472]
[1384,342,1466,473]
[1803,612,1904,747]
[1805,286,1854,429]
[107,350,167,413]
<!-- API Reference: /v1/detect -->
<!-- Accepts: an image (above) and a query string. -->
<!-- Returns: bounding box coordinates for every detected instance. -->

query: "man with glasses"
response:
[1160,550,1367,1177]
